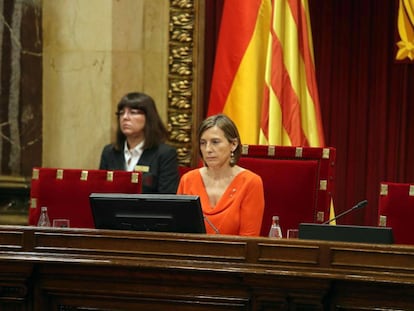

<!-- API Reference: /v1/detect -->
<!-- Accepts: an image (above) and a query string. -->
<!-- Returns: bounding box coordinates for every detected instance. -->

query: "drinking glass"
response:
[53,219,70,228]
[287,229,299,239]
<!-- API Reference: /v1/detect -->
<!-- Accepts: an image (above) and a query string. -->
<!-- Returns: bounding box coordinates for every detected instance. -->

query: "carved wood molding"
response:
[168,0,203,167]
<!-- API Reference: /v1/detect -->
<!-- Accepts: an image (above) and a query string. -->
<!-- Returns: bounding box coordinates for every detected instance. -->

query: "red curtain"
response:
[310,0,414,225]
[205,0,414,226]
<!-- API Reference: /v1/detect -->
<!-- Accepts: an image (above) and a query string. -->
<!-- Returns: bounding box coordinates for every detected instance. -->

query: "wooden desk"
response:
[1,225,414,310]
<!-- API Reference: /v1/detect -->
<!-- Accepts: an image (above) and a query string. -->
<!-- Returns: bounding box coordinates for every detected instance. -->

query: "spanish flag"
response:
[208,0,325,147]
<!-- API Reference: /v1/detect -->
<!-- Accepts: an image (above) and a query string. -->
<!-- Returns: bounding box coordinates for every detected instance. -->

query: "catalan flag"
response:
[208,0,334,219]
[208,0,325,147]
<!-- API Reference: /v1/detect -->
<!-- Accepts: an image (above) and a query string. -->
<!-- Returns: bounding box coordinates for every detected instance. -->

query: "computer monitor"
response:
[89,193,206,234]
[298,223,394,244]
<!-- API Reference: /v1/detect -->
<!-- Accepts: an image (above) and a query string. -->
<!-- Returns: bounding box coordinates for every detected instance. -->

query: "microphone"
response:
[322,200,368,224]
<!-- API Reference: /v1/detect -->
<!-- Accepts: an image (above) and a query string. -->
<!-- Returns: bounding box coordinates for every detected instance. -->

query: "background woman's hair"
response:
[114,92,169,150]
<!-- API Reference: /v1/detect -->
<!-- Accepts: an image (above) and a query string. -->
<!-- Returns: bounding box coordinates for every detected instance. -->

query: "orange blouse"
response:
[177,168,265,236]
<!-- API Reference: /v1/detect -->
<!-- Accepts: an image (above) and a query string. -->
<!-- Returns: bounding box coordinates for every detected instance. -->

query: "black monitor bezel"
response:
[89,193,206,234]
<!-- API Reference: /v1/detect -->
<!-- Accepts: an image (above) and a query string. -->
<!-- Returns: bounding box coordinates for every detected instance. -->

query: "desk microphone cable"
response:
[203,215,220,234]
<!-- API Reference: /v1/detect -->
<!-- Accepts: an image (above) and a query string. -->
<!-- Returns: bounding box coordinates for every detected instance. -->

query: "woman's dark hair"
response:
[114,92,169,150]
[197,114,242,167]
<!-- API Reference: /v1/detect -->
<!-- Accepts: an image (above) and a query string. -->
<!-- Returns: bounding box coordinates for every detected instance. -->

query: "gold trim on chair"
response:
[379,215,387,227]
[409,185,414,196]
[319,180,327,191]
[322,148,330,159]
[30,198,37,209]
[80,170,89,181]
[56,169,64,180]
[242,144,249,155]
[380,184,389,196]
[131,173,140,184]
[32,168,39,180]
[106,171,114,182]
[317,211,325,222]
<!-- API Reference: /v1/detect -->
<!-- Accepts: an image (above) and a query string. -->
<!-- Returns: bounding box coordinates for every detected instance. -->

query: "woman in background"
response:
[99,92,179,193]
[177,114,265,236]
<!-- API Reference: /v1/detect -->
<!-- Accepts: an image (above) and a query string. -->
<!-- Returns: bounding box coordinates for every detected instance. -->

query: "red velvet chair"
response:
[178,165,193,178]
[28,168,142,228]
[378,182,414,245]
[238,145,336,237]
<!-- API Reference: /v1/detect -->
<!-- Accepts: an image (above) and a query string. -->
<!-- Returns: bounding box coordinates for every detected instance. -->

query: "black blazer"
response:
[99,143,179,194]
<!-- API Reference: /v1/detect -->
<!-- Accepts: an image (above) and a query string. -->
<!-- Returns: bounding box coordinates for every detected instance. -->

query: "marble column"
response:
[42,0,169,170]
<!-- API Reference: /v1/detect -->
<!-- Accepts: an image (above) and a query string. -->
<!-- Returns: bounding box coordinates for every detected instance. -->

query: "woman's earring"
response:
[230,151,235,165]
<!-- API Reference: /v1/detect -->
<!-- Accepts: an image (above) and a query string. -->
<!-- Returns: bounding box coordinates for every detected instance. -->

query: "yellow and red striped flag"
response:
[208,0,325,147]
[208,0,334,219]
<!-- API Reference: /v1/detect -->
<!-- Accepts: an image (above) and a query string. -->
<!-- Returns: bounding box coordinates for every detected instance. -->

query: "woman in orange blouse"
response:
[177,114,265,236]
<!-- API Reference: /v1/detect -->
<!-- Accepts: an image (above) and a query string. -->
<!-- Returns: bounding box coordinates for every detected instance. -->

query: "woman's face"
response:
[118,107,146,138]
[199,125,236,168]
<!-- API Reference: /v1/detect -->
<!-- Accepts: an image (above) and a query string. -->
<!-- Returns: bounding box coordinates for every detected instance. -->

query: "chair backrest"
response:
[238,145,336,237]
[28,168,142,228]
[378,182,414,245]
[178,165,193,178]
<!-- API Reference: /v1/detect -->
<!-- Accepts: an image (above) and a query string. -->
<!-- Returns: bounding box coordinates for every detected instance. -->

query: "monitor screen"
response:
[89,193,206,234]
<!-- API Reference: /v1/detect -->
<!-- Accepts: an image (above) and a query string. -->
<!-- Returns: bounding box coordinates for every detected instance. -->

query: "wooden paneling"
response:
[1,225,414,310]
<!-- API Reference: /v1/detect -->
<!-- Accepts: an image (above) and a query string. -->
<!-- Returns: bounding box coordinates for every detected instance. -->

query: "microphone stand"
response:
[323,200,368,225]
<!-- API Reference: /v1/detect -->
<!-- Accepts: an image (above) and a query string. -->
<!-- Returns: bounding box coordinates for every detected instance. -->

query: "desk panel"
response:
[1,225,414,310]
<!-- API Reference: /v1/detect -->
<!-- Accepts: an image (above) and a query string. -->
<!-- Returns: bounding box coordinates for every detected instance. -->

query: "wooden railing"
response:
[1,225,414,310]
